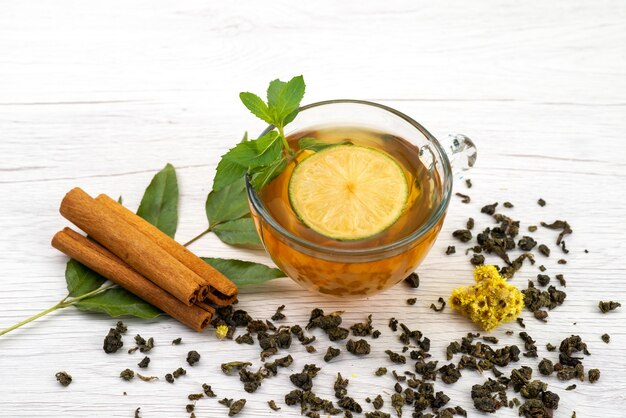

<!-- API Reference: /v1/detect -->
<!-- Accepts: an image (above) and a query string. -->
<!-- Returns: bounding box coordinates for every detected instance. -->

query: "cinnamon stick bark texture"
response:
[96,194,238,306]
[52,228,213,332]
[60,188,201,305]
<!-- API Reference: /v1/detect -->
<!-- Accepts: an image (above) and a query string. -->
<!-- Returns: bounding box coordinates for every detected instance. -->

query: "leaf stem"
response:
[183,227,212,247]
[0,301,65,337]
[277,126,295,158]
[0,283,116,337]
[66,283,116,305]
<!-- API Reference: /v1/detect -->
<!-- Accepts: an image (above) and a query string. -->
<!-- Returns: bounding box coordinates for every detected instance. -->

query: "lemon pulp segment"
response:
[288,145,408,240]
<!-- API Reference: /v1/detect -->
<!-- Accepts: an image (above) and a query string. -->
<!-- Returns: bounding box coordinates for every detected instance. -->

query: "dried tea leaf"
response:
[481,202,498,215]
[456,192,470,203]
[268,400,281,411]
[324,347,341,362]
[103,322,126,354]
[228,399,246,416]
[221,361,252,376]
[187,350,201,366]
[271,305,286,321]
[452,229,472,242]
[55,371,72,387]
[540,220,572,245]
[598,300,621,313]
[430,297,446,312]
[120,369,135,381]
[404,272,419,288]
[346,339,371,355]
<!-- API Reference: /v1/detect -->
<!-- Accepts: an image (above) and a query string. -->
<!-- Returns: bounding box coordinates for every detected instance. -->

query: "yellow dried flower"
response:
[449,264,524,331]
[215,324,229,340]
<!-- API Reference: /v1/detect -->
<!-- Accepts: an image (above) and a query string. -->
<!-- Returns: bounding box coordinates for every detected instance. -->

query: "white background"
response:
[1,1,625,417]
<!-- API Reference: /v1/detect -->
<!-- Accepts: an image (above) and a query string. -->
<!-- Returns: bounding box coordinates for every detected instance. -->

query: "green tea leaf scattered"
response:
[202,257,285,287]
[136,163,179,238]
[65,259,106,298]
[74,288,162,319]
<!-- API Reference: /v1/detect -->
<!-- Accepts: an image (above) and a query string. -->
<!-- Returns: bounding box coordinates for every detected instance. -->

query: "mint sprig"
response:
[205,75,306,247]
[214,75,305,191]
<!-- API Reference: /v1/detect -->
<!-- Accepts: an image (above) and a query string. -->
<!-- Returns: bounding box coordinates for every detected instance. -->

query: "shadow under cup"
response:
[246,100,476,298]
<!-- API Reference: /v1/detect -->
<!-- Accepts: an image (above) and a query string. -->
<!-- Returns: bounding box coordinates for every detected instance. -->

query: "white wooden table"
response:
[1,1,625,417]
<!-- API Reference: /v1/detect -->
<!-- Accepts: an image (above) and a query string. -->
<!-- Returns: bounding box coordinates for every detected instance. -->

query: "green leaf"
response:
[240,131,249,143]
[206,177,250,226]
[213,218,262,248]
[74,288,162,319]
[267,79,287,108]
[65,259,107,298]
[201,257,285,287]
[267,75,305,127]
[213,158,248,192]
[298,137,353,152]
[212,131,282,191]
[136,163,179,238]
[250,157,287,190]
[239,92,273,124]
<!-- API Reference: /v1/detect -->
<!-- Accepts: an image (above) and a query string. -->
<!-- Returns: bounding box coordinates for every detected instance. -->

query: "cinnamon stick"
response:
[60,188,201,305]
[96,194,238,306]
[52,228,213,332]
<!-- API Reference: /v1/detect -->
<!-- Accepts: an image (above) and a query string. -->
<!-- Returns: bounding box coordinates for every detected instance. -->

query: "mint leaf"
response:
[299,137,353,152]
[212,131,282,191]
[250,157,287,190]
[65,259,107,298]
[252,131,282,161]
[267,79,287,108]
[205,177,249,226]
[212,159,248,192]
[74,288,162,319]
[239,92,273,124]
[213,218,262,248]
[201,257,285,287]
[267,75,305,127]
[137,163,178,238]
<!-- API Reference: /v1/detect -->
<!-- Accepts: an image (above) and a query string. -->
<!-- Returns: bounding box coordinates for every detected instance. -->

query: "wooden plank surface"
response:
[1,0,625,416]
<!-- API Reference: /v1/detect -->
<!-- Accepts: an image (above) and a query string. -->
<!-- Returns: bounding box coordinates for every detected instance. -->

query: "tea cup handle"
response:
[440,134,477,177]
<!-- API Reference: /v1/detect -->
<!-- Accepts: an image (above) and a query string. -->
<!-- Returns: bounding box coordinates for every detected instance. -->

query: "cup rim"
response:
[245,99,453,256]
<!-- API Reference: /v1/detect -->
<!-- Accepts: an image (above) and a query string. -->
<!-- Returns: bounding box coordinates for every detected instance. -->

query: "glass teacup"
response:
[246,100,476,298]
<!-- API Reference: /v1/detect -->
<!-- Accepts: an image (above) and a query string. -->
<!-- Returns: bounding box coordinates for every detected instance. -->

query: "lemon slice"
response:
[288,144,408,240]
